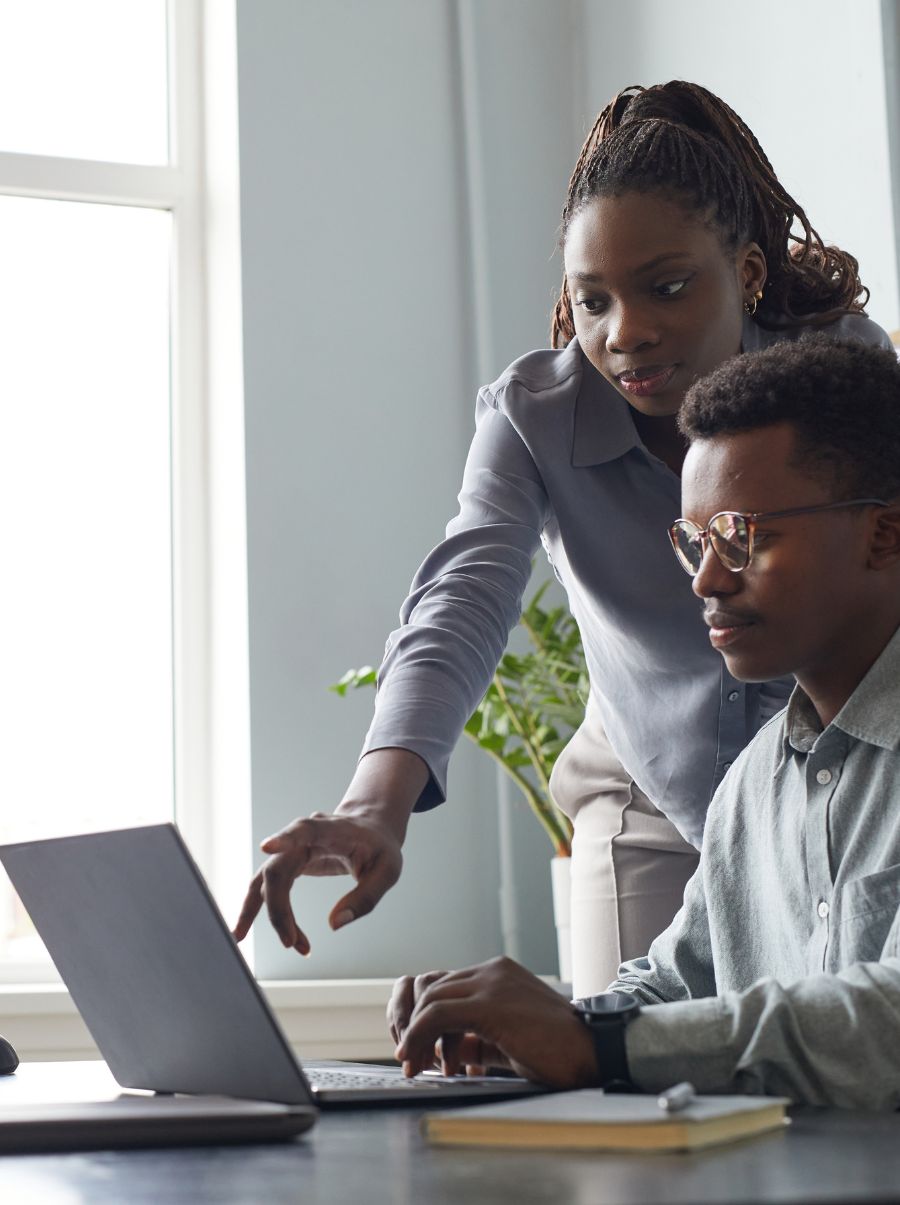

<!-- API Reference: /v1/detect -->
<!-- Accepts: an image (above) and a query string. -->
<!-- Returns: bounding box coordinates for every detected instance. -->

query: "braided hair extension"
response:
[550,82,868,348]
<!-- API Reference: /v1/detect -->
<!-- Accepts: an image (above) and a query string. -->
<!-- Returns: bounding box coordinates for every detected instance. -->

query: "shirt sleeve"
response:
[360,388,550,809]
[621,910,900,1110]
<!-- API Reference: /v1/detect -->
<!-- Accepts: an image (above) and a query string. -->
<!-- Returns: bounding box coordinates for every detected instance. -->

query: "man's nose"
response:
[606,302,660,354]
[691,542,741,600]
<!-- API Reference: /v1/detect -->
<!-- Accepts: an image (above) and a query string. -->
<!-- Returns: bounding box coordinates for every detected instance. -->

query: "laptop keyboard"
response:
[310,1069,456,1092]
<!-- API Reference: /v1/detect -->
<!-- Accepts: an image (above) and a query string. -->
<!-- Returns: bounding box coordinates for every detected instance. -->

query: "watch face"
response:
[574,992,640,1022]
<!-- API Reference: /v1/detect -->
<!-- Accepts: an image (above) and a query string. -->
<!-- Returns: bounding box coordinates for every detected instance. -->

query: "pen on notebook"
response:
[657,1081,696,1113]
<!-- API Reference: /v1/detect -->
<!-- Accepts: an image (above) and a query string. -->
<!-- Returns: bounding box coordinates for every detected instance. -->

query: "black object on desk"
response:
[0,1036,19,1075]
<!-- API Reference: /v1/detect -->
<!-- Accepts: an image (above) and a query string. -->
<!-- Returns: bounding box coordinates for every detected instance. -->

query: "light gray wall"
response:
[234,0,900,981]
[235,0,576,978]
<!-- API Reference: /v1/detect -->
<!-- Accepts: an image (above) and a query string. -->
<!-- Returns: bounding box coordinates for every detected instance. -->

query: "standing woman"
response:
[235,82,892,996]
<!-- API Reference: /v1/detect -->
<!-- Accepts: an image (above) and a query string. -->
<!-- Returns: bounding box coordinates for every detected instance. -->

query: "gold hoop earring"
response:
[744,289,764,316]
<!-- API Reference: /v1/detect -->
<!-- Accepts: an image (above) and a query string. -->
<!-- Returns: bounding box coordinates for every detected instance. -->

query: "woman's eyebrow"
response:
[568,252,694,284]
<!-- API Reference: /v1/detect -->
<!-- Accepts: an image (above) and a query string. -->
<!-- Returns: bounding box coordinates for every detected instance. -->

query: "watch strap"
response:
[582,1015,632,1090]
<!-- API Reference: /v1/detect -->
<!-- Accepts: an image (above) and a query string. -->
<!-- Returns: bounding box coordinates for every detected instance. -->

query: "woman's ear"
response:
[867,504,900,572]
[739,242,767,302]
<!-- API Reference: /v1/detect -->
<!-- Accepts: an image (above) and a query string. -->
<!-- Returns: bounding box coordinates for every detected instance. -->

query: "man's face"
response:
[681,424,879,691]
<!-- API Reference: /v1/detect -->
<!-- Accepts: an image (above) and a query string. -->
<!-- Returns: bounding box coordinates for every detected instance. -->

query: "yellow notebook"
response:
[422,1089,789,1153]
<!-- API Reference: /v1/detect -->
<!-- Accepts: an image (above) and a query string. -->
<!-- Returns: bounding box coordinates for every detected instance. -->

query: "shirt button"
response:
[816,769,832,785]
[723,762,732,771]
[727,690,740,702]
[817,900,830,919]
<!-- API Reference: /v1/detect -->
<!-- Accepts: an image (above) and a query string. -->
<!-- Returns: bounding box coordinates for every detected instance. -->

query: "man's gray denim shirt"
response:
[612,623,900,1110]
[362,313,892,846]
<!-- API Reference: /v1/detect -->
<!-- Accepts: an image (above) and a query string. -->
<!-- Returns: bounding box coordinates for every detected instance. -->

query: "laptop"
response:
[0,824,543,1107]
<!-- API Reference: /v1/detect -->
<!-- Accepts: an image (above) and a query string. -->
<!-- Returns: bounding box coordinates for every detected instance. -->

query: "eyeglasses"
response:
[669,499,890,576]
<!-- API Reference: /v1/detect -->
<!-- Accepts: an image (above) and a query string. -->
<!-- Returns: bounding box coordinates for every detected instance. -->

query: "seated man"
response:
[390,335,900,1110]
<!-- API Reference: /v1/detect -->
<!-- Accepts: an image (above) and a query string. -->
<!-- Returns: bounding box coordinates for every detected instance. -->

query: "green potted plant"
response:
[332,581,588,977]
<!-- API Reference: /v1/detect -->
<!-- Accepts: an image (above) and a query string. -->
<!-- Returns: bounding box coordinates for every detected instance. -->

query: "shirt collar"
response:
[571,315,790,465]
[569,319,766,468]
[784,622,900,754]
[570,341,643,468]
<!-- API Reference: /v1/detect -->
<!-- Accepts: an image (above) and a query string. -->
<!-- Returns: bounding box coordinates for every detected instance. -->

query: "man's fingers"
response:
[386,970,448,1045]
[386,976,415,1046]
[396,996,482,1075]
[437,1032,465,1076]
[434,1034,510,1076]
[455,1034,509,1074]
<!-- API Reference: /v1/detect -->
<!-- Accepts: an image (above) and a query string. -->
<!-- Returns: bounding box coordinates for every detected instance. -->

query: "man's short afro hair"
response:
[678,334,900,500]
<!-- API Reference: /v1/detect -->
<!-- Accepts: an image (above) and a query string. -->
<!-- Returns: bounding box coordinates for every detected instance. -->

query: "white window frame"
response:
[0,0,252,985]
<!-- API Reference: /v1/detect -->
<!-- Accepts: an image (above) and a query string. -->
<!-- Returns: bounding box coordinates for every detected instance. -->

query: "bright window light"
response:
[0,0,169,163]
[0,196,174,964]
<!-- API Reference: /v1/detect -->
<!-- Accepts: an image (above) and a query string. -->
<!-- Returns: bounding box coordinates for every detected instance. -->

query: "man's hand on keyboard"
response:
[389,957,598,1090]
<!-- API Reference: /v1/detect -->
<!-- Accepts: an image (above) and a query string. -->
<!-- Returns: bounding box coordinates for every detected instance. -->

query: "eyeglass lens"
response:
[709,513,750,571]
[671,513,751,575]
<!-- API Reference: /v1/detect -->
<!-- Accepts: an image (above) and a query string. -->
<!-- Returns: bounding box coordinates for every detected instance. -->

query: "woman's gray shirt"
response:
[361,313,892,847]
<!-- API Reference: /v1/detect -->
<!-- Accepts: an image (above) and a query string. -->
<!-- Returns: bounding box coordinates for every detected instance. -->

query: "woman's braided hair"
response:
[550,82,869,349]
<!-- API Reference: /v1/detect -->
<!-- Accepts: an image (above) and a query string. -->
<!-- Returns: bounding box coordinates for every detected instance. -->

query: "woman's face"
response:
[564,192,766,418]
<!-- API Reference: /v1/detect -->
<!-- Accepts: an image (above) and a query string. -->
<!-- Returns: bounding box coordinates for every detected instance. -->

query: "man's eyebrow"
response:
[568,252,694,283]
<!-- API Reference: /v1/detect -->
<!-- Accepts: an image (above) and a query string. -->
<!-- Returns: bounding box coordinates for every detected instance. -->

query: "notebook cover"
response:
[423,1089,789,1152]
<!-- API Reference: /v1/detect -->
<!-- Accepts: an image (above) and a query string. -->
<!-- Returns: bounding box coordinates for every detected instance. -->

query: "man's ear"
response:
[867,504,900,571]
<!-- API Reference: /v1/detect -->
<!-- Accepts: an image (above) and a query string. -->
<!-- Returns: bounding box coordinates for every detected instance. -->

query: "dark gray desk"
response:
[2,1064,900,1205]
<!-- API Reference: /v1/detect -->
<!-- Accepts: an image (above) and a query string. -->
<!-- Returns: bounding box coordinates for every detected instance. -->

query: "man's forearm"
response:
[623,960,900,1110]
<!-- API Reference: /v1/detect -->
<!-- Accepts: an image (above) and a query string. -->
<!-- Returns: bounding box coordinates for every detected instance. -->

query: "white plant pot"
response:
[550,855,572,986]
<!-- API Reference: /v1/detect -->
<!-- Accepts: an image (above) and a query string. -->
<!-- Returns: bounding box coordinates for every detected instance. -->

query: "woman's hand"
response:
[232,748,429,954]
[389,956,599,1089]
[232,812,404,955]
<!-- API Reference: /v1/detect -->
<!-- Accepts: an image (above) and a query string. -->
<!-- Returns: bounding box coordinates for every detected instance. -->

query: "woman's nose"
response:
[605,302,660,354]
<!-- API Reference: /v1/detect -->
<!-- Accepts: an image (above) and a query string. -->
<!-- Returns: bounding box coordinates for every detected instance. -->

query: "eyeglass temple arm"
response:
[747,499,890,523]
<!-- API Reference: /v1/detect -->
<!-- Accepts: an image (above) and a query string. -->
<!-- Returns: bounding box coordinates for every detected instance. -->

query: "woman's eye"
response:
[574,297,606,314]
[655,279,688,298]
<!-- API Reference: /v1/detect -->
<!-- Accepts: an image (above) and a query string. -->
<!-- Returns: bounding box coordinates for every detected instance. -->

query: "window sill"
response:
[0,980,398,1063]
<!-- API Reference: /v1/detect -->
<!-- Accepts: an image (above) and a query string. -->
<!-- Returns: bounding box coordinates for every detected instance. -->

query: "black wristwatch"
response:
[572,992,641,1091]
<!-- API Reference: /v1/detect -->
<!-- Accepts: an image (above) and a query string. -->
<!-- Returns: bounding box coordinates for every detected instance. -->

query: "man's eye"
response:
[655,279,688,298]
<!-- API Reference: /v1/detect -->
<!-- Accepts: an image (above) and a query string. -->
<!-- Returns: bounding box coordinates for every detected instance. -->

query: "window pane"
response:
[0,0,168,163]
[0,196,173,965]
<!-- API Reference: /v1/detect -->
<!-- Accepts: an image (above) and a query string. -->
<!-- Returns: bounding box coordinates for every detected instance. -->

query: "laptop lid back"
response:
[0,825,313,1105]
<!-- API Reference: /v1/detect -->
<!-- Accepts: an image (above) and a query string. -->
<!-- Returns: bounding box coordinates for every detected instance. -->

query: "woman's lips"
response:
[615,365,677,397]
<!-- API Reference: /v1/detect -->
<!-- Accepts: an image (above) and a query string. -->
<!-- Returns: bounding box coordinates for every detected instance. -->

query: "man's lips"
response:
[704,610,757,650]
[614,364,677,397]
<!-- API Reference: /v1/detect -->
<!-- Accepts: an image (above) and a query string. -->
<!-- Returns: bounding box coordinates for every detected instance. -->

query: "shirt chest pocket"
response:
[834,863,900,964]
